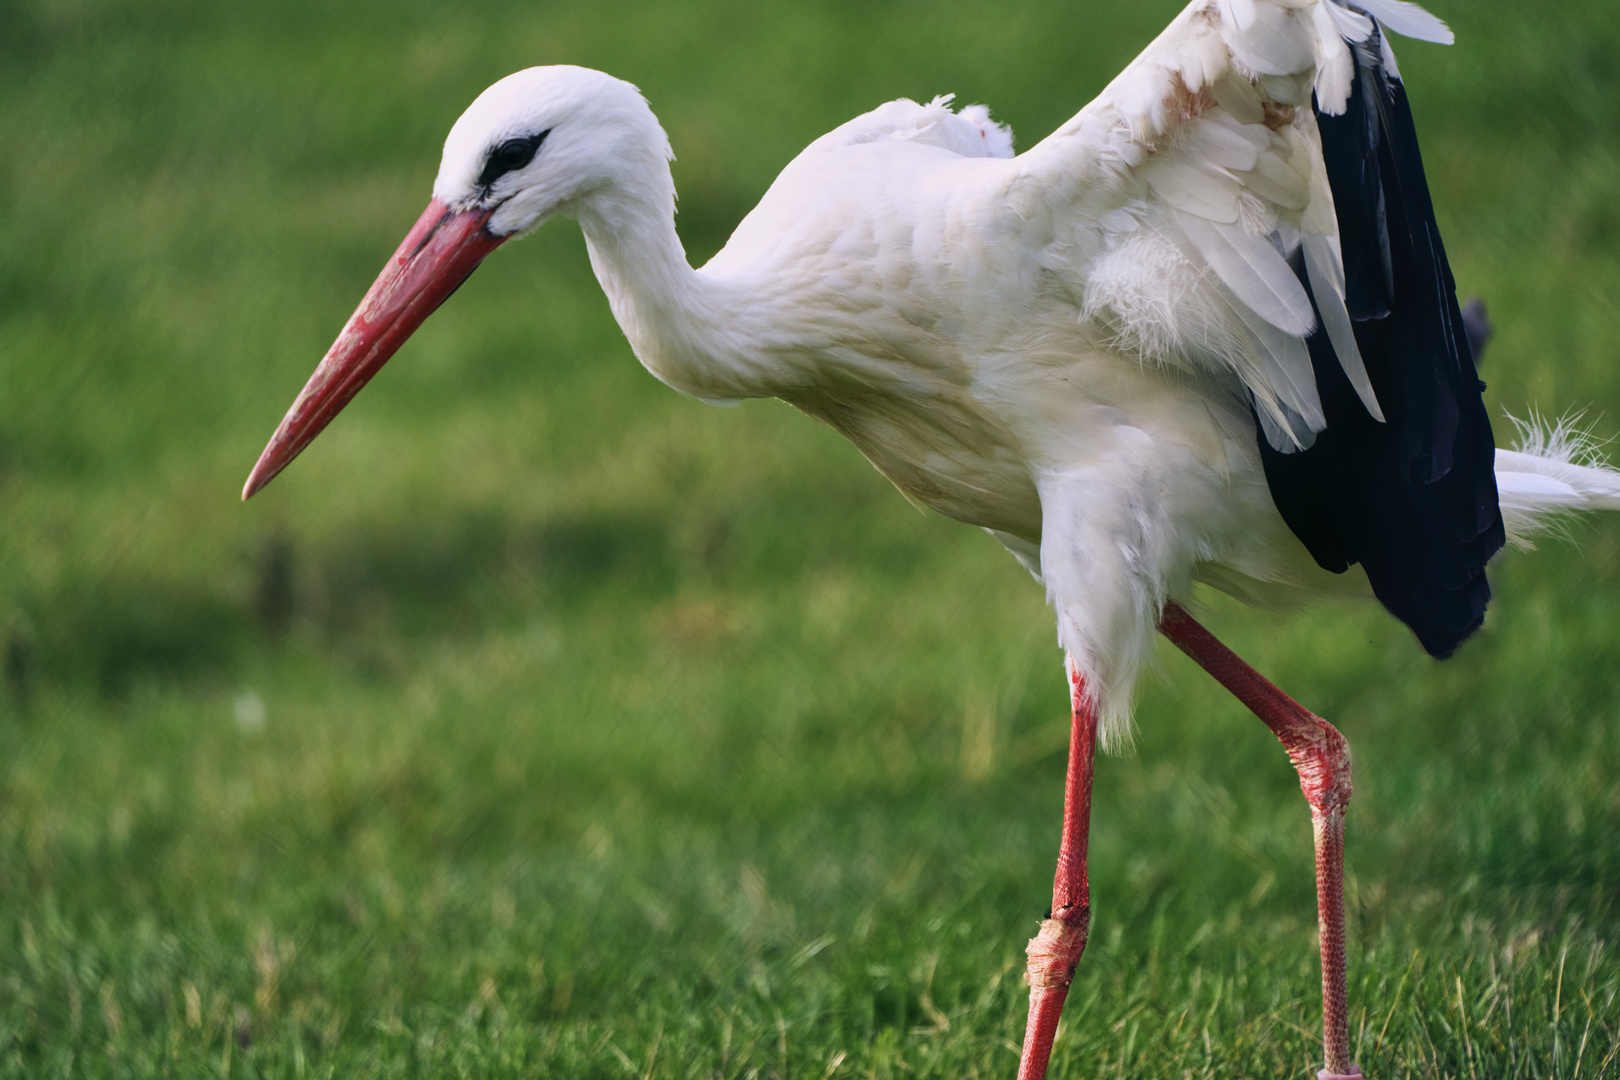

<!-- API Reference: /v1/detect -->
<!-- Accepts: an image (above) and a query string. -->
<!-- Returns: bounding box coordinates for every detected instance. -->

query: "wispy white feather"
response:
[1496,413,1620,545]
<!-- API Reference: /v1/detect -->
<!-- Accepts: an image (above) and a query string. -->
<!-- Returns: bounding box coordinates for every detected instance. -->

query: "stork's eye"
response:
[478,131,550,188]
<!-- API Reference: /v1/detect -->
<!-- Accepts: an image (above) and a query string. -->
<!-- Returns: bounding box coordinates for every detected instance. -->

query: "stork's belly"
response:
[860,430,1043,539]
[783,350,1251,551]
[783,387,1043,541]
[781,346,1356,610]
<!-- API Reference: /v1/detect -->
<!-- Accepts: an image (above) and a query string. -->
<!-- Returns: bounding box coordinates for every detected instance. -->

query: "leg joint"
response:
[1025,903,1091,989]
[1283,716,1353,815]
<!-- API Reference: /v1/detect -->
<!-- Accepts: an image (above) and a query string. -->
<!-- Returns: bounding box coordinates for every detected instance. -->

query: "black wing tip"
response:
[1261,40,1504,658]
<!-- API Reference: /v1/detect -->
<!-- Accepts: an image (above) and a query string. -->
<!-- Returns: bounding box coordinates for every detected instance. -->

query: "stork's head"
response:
[243,66,668,499]
[436,66,672,236]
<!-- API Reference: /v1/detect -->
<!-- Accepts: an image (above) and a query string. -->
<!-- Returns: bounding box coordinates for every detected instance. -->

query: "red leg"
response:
[1017,654,1098,1080]
[1158,602,1360,1079]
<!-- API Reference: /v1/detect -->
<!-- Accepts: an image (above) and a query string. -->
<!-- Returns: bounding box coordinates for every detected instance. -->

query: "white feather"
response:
[1352,0,1455,45]
[1496,414,1620,544]
[1209,71,1267,124]
[1185,113,1271,171]
[1142,158,1244,223]
[1237,144,1312,211]
[1217,0,1261,34]
[1258,70,1313,105]
[1221,1,1315,76]
[1321,0,1375,43]
[1224,287,1325,446]
[1309,1,1357,114]
[1302,232,1385,420]
[1178,212,1317,337]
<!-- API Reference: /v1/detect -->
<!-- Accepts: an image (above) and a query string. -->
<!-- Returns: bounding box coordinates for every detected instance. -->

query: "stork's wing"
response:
[1021,0,1449,449]
[1020,0,1506,657]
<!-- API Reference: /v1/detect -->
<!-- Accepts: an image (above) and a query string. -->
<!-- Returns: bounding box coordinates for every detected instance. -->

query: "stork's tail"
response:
[1495,414,1620,547]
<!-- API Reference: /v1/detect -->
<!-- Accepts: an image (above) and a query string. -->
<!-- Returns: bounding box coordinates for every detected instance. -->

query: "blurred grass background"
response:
[2,0,1618,1075]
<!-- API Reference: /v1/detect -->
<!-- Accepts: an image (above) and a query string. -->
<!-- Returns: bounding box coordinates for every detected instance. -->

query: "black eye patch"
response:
[477,130,550,188]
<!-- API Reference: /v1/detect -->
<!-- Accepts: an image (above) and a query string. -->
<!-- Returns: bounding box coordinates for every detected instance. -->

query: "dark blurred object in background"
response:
[254,531,297,637]
[1463,296,1494,364]
[4,622,33,709]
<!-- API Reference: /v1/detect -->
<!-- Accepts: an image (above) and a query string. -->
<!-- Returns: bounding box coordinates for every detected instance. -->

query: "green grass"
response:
[2,0,1619,1076]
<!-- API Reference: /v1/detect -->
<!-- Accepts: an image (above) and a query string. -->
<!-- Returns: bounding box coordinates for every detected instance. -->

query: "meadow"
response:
[1,0,1618,1075]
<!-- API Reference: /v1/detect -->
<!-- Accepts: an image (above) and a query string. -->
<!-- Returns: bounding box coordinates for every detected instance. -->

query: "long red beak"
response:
[242,198,505,499]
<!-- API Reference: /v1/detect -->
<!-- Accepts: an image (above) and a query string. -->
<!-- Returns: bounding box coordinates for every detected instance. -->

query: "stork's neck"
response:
[575,156,767,403]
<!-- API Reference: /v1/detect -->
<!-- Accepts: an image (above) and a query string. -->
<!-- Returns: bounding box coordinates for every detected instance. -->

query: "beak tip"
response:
[242,448,280,501]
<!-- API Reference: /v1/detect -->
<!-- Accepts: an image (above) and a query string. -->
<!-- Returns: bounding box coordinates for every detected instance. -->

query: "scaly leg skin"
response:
[1017,654,1098,1080]
[1158,601,1361,1080]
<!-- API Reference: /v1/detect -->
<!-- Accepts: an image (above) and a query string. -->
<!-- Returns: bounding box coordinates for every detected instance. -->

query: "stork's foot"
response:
[1320,1068,1364,1080]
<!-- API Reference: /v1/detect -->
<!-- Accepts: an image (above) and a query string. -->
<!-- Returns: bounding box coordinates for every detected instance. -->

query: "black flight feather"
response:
[1256,31,1504,658]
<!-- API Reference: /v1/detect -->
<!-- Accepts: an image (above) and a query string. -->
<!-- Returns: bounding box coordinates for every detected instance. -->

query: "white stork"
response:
[243,1,1620,1076]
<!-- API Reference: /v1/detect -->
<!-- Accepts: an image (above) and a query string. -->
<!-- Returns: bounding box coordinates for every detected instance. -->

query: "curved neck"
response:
[575,159,766,402]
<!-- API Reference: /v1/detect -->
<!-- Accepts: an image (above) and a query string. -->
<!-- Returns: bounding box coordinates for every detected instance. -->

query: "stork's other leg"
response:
[1017,654,1098,1080]
[1158,602,1359,1079]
